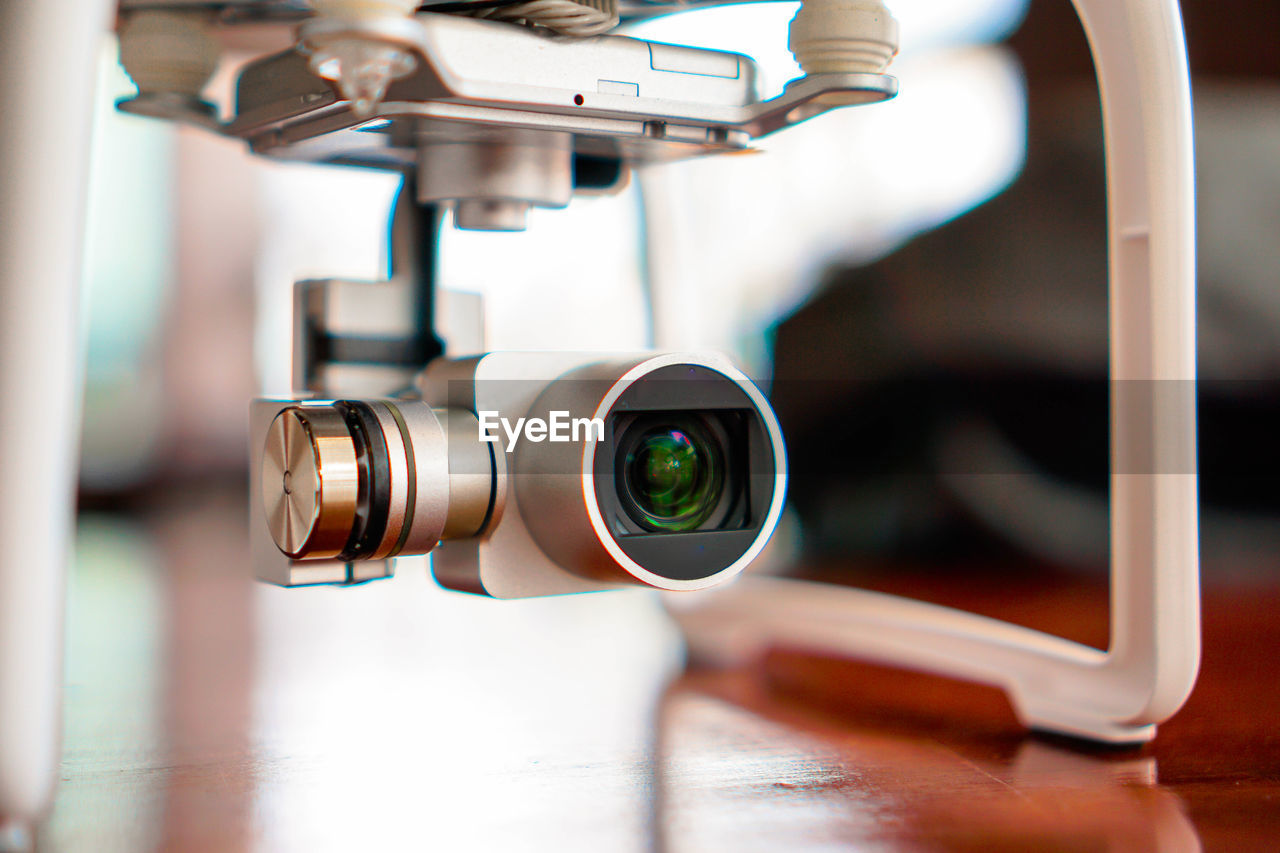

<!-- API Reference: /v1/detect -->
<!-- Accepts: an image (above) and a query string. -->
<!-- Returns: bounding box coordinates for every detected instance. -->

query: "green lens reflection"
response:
[623,425,723,531]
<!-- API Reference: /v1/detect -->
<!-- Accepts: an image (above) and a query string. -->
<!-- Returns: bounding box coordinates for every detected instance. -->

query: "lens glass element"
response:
[621,421,725,531]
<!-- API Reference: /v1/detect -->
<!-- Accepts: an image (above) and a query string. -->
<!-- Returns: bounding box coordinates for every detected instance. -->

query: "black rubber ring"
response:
[334,400,392,562]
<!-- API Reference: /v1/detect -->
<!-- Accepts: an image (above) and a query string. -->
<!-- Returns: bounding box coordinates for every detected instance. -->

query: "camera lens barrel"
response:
[513,354,787,591]
[261,401,495,562]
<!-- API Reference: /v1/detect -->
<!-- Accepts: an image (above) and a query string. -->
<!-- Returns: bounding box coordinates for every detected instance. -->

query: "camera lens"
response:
[620,418,725,532]
[512,355,784,590]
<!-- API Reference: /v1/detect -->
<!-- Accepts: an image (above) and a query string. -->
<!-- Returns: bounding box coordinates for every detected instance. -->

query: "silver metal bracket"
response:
[225,13,896,170]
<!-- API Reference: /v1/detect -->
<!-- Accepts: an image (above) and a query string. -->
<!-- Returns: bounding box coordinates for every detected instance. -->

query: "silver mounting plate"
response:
[225,13,896,170]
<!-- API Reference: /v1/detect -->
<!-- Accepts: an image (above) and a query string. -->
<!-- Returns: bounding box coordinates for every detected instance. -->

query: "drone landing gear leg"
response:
[0,0,111,838]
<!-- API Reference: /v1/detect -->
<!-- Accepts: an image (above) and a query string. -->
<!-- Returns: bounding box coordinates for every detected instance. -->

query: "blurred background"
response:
[56,0,1279,848]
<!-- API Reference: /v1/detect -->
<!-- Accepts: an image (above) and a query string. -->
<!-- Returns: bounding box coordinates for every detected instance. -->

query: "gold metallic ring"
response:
[261,407,359,559]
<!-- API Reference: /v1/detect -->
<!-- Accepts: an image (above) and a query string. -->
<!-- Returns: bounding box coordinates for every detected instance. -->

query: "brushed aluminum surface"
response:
[262,407,359,559]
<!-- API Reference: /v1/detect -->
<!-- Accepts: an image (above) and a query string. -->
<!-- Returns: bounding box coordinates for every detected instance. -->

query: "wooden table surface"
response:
[31,488,1280,851]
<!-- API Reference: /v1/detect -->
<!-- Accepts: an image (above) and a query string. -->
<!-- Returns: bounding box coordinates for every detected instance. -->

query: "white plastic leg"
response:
[671,0,1199,745]
[0,0,112,829]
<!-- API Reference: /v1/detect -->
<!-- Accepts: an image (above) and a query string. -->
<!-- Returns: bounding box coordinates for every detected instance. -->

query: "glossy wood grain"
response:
[32,488,1280,851]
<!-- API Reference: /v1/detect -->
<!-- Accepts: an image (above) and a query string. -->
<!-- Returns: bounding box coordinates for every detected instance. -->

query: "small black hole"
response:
[573,94,584,106]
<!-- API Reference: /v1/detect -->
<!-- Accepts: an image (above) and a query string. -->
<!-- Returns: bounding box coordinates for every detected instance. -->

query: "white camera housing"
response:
[419,350,788,598]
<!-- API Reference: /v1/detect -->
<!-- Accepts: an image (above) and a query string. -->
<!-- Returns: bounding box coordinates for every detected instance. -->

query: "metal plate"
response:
[223,13,894,170]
